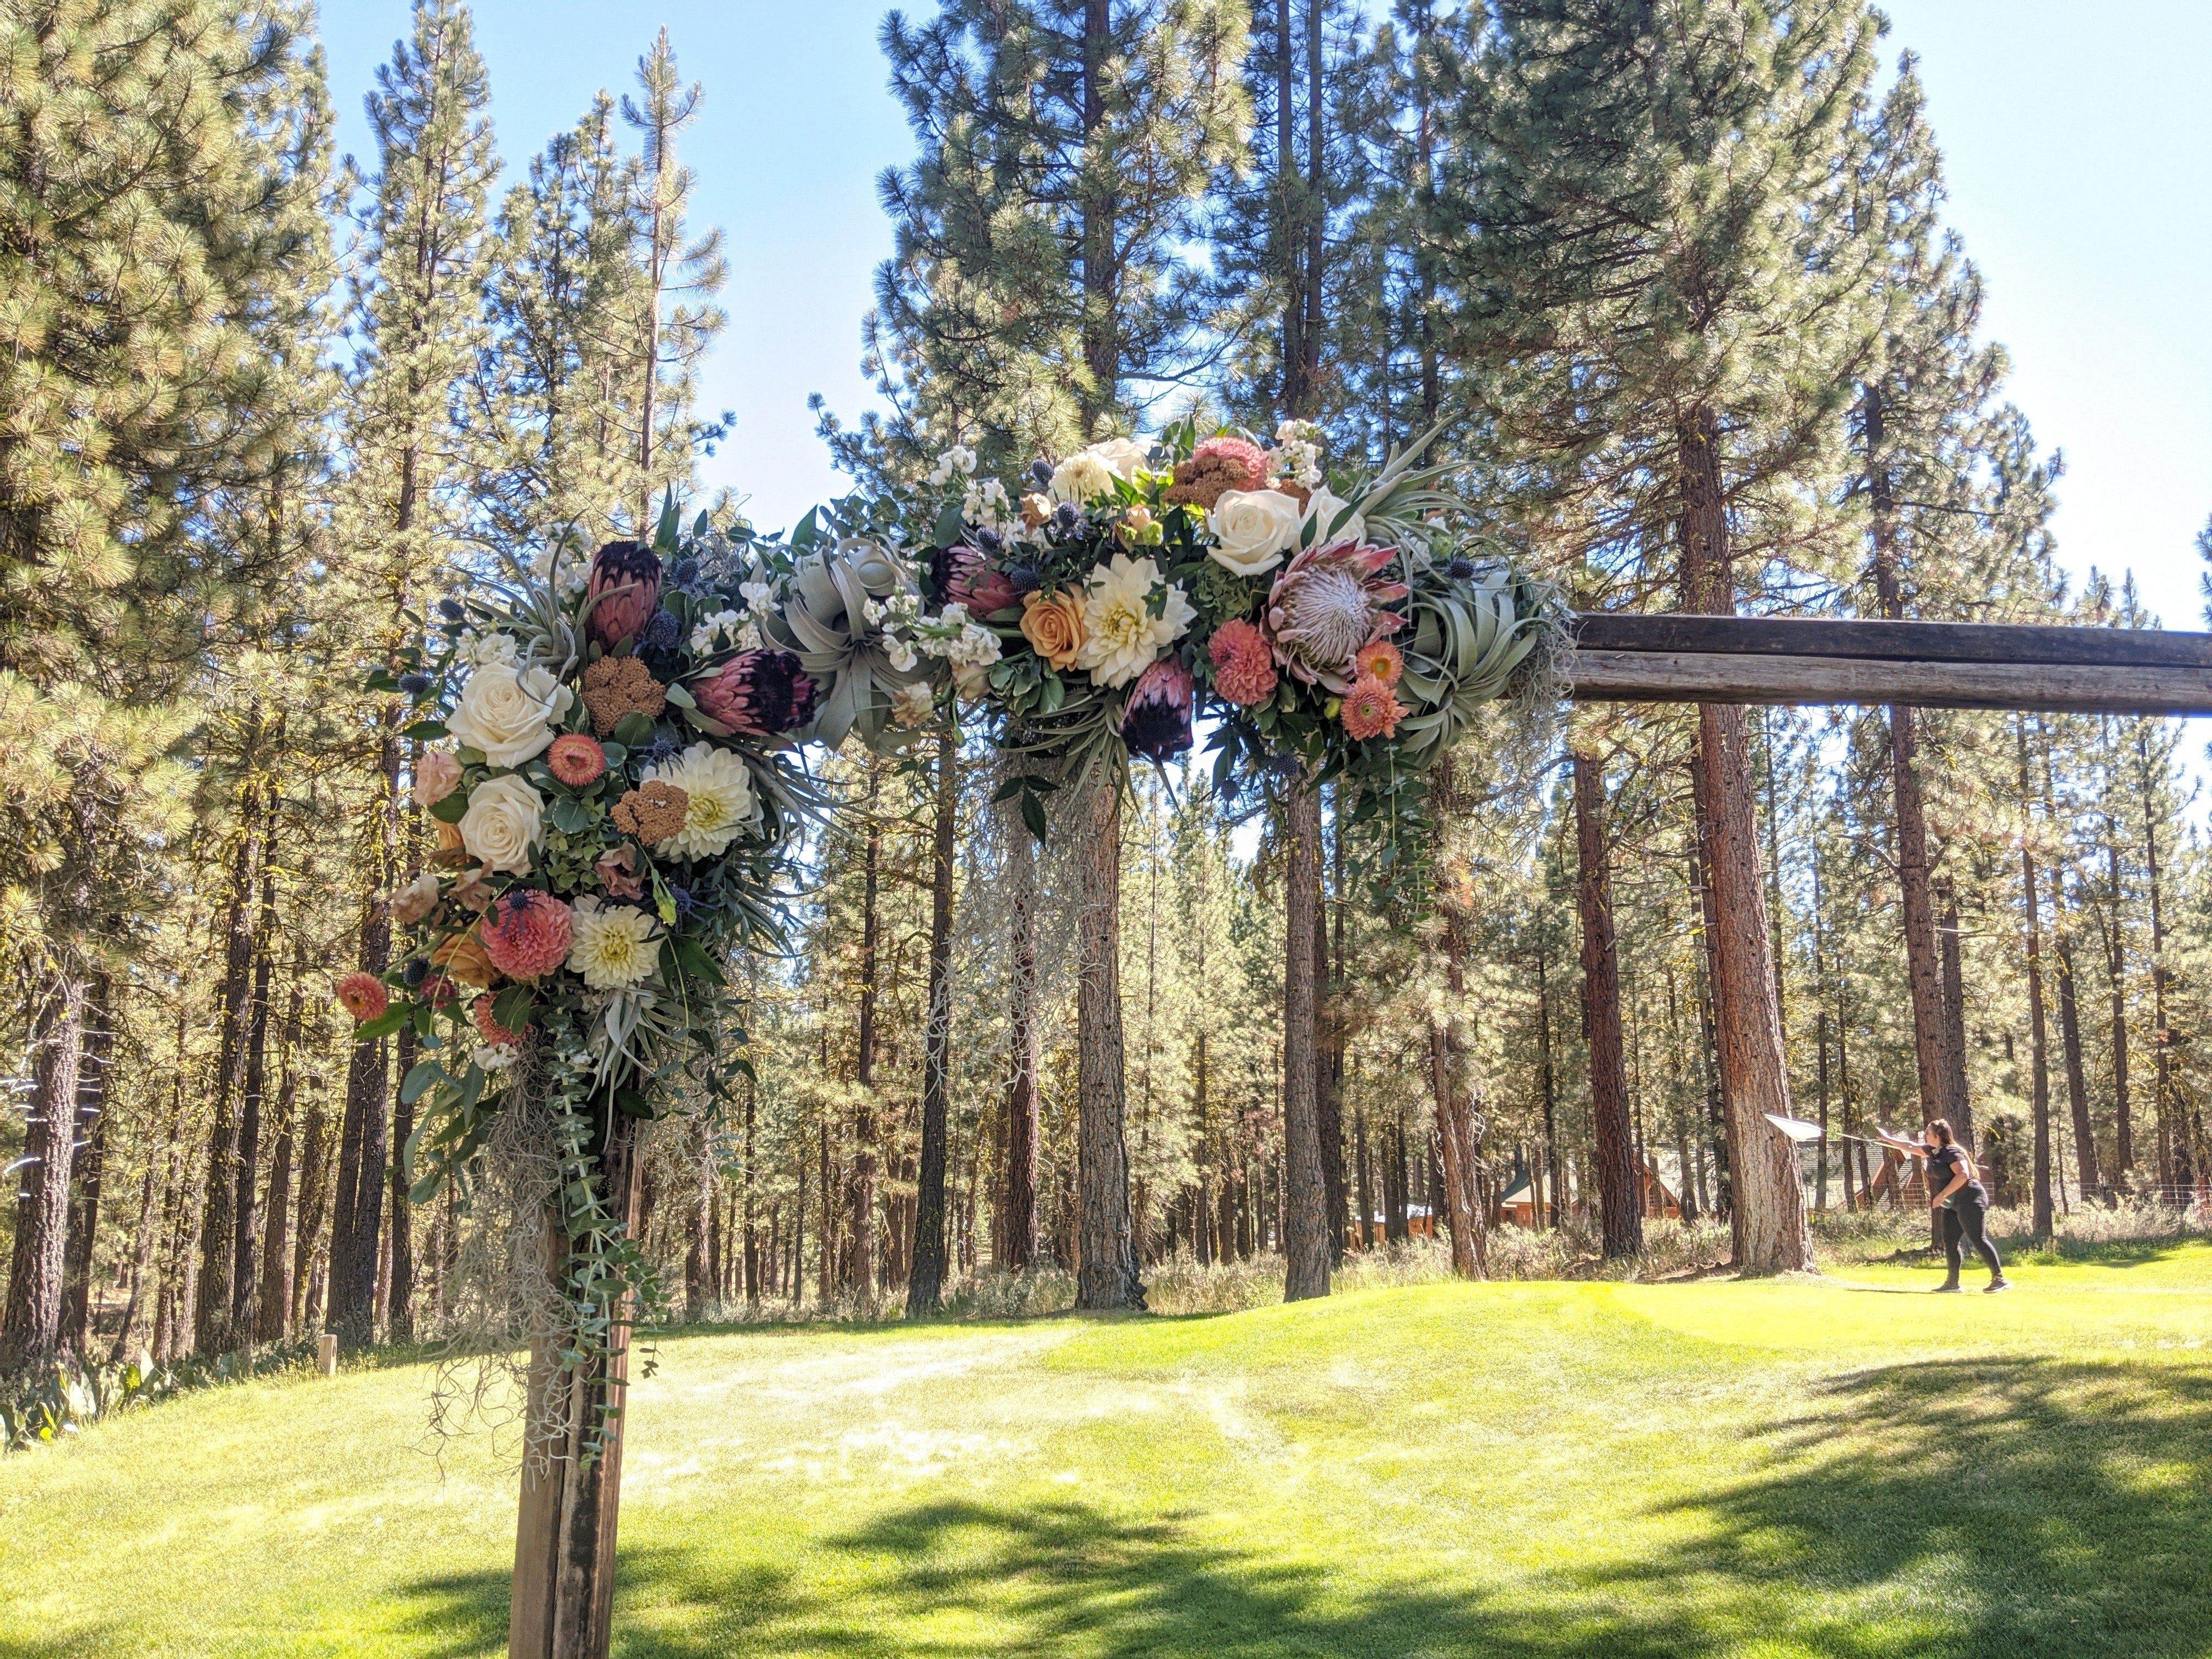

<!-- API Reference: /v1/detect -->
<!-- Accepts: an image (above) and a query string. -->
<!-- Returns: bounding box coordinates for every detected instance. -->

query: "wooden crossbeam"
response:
[1567,613,2212,717]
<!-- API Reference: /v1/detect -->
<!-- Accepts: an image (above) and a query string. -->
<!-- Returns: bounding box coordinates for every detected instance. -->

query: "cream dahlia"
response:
[641,741,758,859]
[1073,554,1195,689]
[566,896,662,991]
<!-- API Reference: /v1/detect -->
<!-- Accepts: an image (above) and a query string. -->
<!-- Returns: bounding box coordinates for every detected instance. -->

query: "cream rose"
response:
[458,774,546,875]
[1302,487,1366,548]
[413,747,462,808]
[1207,487,1304,577]
[447,662,574,767]
[1086,437,1151,481]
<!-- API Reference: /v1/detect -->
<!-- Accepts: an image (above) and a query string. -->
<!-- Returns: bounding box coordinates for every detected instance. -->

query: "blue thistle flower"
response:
[401,957,428,987]
[974,526,1003,554]
[669,883,698,919]
[1445,557,1476,580]
[437,599,465,622]
[1006,564,1041,594]
[397,672,430,697]
[640,609,682,651]
[1053,501,1080,533]
[671,557,701,586]
[1029,459,1054,488]
[644,735,681,763]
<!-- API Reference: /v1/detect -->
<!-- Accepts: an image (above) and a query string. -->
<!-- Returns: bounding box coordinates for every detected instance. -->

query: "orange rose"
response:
[432,926,499,989]
[1020,589,1087,672]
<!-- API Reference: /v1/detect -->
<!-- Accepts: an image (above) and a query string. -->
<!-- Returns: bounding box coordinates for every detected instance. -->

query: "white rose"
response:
[1207,488,1304,578]
[1086,437,1151,481]
[1049,450,1115,505]
[1302,487,1365,547]
[447,662,573,767]
[458,774,546,876]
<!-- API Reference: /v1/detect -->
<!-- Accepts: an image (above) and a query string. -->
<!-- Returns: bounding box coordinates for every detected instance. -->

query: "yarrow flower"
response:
[335,972,388,1023]
[1207,618,1279,706]
[481,890,574,980]
[547,733,607,786]
[1339,673,1407,741]
[566,895,662,991]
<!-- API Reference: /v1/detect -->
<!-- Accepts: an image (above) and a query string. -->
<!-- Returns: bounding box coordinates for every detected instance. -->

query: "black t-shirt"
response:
[1927,1143,1984,1208]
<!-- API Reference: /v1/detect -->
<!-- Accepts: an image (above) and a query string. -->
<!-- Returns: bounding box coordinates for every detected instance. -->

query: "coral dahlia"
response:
[547,733,606,786]
[1339,673,1406,741]
[335,972,388,1023]
[1207,619,1279,707]
[480,891,573,981]
[472,995,524,1047]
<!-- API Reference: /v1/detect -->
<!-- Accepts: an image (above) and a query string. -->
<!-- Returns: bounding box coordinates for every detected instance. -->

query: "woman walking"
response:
[1877,1121,2011,1293]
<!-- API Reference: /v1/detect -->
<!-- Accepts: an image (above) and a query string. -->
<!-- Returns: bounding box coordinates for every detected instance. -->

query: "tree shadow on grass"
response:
[358,1355,2210,1659]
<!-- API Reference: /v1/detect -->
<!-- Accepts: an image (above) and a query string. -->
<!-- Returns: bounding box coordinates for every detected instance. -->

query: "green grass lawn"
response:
[4,1244,2208,1658]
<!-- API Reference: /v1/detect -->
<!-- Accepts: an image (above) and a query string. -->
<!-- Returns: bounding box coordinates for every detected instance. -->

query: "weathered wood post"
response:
[508,1109,644,1659]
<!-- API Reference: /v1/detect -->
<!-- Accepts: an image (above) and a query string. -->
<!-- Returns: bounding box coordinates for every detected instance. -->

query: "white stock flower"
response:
[1075,554,1195,689]
[447,660,573,766]
[457,774,546,875]
[565,896,662,991]
[690,608,743,653]
[885,635,919,674]
[472,1043,517,1074]
[460,631,518,669]
[642,741,759,860]
[1207,488,1304,578]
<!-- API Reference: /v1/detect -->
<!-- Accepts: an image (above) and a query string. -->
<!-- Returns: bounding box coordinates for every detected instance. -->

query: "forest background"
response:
[4,0,2211,1393]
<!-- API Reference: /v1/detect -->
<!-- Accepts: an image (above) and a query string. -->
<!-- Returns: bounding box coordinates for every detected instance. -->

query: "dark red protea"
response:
[695,648,820,736]
[944,546,1021,618]
[585,540,662,650]
[1118,656,1194,763]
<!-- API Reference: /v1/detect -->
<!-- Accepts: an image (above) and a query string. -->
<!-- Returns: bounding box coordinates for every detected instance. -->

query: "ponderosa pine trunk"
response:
[332,728,400,1344]
[1425,758,1488,1278]
[1280,782,1333,1301]
[256,986,304,1345]
[2,975,87,1367]
[1573,749,1643,1260]
[1679,407,1810,1274]
[59,972,112,1355]
[2103,833,2134,1188]
[907,721,959,1316]
[1074,774,1144,1309]
[2049,860,2101,1202]
[1002,788,1041,1272]
[232,874,277,1347]
[195,804,265,1355]
[851,756,882,1314]
[2018,721,2054,1237]
[1937,881,1973,1150]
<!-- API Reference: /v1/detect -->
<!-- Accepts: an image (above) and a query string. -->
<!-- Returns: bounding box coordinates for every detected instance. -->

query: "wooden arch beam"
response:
[1566,613,2212,718]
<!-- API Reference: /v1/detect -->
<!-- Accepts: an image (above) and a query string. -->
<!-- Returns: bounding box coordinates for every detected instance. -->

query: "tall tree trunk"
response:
[1535,945,1561,1227]
[2103,833,2133,1187]
[851,757,882,1314]
[3,975,87,1366]
[1937,880,1973,1148]
[1076,0,1118,432]
[1318,807,1347,1261]
[684,1118,714,1323]
[1280,782,1333,1300]
[195,804,266,1353]
[2137,728,2185,1197]
[291,1101,334,1336]
[1074,774,1144,1308]
[2018,722,2054,1237]
[1002,787,1041,1272]
[1274,0,1303,415]
[908,722,960,1316]
[332,730,400,1345]
[231,873,278,1345]
[256,988,304,1344]
[59,973,112,1355]
[2052,888,2101,1201]
[1573,750,1643,1260]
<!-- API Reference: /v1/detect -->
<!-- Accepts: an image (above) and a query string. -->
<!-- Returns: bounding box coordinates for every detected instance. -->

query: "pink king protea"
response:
[695,648,819,736]
[1263,540,1409,693]
[944,547,1021,617]
[584,540,662,651]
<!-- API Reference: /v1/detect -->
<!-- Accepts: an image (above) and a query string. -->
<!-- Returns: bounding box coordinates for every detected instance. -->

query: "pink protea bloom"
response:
[335,972,388,1023]
[1118,657,1194,763]
[472,995,524,1047]
[1207,618,1279,707]
[1339,673,1407,741]
[1355,639,1404,687]
[1265,540,1409,693]
[480,890,574,981]
[547,733,606,786]
[944,547,1021,617]
[695,648,819,736]
[584,540,662,650]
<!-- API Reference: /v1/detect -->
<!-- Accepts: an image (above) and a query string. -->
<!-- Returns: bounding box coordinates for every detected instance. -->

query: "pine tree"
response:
[0,0,330,1365]
[1429,0,1893,1272]
[327,0,496,1344]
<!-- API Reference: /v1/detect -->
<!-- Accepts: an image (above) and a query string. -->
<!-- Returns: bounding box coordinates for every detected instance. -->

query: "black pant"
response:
[1943,1201,2002,1279]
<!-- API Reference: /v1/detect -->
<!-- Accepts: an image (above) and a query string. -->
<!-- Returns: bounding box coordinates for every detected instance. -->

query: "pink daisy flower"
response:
[480,891,574,981]
[547,733,606,786]
[335,972,388,1023]
[1355,639,1404,687]
[1339,673,1406,741]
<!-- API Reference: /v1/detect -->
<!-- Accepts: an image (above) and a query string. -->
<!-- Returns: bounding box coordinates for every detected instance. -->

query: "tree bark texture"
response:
[851,757,882,1313]
[1074,776,1143,1310]
[508,1107,645,1659]
[2052,895,2101,1203]
[1572,751,1644,1260]
[195,810,265,1353]
[1002,789,1041,1272]
[907,724,959,1316]
[256,988,304,1345]
[59,973,112,1355]
[3,975,87,1366]
[1280,783,1333,1301]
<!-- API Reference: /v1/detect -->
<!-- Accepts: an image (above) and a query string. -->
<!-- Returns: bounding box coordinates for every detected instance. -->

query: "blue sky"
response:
[318,0,2212,629]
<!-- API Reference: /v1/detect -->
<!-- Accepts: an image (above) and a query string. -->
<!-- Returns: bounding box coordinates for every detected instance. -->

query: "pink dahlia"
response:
[584,540,662,651]
[1118,657,1194,763]
[472,995,524,1047]
[1339,673,1406,741]
[335,972,388,1023]
[1207,618,1278,707]
[944,547,1021,617]
[547,733,606,786]
[1265,540,1409,693]
[695,648,819,736]
[480,890,573,981]
[1355,639,1404,687]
